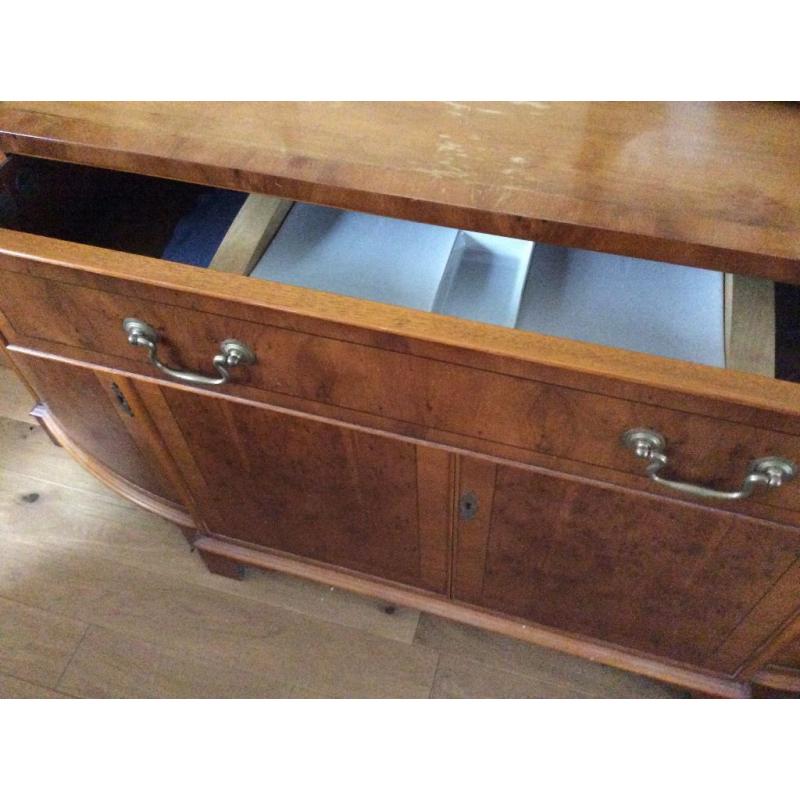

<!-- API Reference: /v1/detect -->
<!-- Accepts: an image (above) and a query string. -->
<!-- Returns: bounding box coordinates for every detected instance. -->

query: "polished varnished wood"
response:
[29,402,193,529]
[3,253,793,685]
[3,262,800,526]
[10,352,182,504]
[699,554,800,680]
[14,346,800,694]
[2,104,799,697]
[0,362,697,698]
[199,549,245,580]
[141,382,452,594]
[0,102,799,282]
[2,354,793,695]
[31,350,786,692]
[8,347,196,532]
[3,228,800,434]
[452,455,800,671]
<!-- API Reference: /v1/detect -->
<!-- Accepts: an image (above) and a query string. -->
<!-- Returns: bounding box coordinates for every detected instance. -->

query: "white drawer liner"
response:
[250,203,724,368]
[516,243,725,368]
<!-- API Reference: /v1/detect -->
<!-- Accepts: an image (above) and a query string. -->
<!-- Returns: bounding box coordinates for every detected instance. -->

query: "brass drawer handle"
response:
[123,318,255,387]
[622,428,796,501]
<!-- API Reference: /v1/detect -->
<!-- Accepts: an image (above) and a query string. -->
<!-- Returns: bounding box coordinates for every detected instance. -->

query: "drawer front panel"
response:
[3,265,800,521]
[453,456,800,672]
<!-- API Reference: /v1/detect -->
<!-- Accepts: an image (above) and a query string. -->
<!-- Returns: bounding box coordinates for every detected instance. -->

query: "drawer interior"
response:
[0,155,246,265]
[250,203,534,326]
[0,155,784,379]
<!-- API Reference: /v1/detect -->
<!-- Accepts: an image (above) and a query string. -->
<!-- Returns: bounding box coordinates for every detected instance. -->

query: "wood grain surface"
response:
[452,455,800,670]
[0,364,689,697]
[2,103,798,697]
[0,102,798,281]
[4,228,800,432]
[209,194,293,275]
[4,258,800,526]
[146,382,452,593]
[724,273,775,376]
[12,353,182,503]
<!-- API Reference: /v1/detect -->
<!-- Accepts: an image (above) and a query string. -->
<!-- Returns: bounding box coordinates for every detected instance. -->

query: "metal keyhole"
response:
[459,490,478,520]
[110,382,134,417]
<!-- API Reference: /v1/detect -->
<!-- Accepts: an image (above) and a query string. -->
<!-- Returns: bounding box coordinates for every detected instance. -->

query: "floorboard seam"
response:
[427,653,442,699]
[0,530,418,648]
[53,623,91,692]
[0,464,137,509]
[0,668,71,698]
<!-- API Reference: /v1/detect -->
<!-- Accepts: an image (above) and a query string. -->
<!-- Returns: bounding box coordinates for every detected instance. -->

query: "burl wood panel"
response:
[3,266,800,525]
[11,352,181,503]
[148,384,452,594]
[452,457,800,670]
[0,102,799,281]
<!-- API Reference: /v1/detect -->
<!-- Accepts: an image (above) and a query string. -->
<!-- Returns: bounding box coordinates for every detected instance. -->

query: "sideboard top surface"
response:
[0,101,799,278]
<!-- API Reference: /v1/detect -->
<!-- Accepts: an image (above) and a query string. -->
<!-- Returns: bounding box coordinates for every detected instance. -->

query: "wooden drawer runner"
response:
[2,257,800,525]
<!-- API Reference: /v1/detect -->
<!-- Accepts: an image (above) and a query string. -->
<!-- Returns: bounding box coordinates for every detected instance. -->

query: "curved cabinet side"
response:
[8,349,197,533]
[31,402,194,529]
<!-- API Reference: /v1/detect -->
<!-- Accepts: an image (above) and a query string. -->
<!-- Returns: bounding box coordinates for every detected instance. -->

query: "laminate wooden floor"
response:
[0,364,687,698]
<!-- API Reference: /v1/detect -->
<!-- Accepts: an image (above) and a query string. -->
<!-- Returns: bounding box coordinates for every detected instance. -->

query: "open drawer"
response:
[2,155,800,522]
[0,156,779,372]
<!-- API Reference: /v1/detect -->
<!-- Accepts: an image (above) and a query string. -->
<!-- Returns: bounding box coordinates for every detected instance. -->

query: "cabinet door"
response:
[9,352,184,506]
[144,384,452,593]
[452,456,800,671]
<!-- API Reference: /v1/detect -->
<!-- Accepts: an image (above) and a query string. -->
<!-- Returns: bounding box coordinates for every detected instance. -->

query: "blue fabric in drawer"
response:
[162,189,246,268]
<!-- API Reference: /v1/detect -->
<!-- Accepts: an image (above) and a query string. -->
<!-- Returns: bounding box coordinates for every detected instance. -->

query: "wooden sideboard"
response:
[1,102,799,698]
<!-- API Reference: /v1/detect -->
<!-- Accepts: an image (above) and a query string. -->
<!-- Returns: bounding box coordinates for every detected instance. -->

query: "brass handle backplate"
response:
[123,318,255,387]
[622,428,796,502]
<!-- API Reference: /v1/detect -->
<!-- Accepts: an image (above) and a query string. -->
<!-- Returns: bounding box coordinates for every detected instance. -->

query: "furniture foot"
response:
[199,549,245,580]
[179,525,199,548]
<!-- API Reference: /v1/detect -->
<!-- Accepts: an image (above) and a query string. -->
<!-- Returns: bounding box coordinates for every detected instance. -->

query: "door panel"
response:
[147,384,452,593]
[453,456,800,670]
[10,352,182,503]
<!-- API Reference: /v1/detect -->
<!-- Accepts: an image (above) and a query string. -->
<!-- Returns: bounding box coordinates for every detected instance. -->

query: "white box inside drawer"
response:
[517,244,726,367]
[250,204,458,311]
[433,231,533,327]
